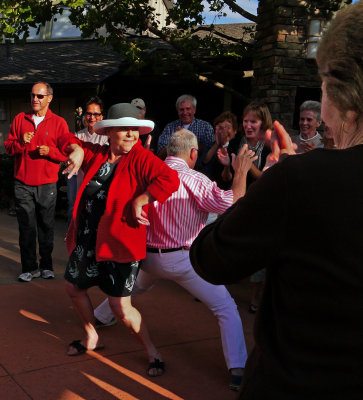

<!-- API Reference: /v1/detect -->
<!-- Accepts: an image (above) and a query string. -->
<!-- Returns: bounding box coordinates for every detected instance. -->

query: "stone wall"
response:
[251,0,351,130]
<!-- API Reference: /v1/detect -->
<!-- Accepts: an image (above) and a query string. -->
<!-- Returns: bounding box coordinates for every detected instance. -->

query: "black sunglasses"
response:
[85,112,102,117]
[31,93,49,99]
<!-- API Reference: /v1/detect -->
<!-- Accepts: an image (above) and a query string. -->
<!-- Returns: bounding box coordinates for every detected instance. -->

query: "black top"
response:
[65,161,117,284]
[190,145,363,400]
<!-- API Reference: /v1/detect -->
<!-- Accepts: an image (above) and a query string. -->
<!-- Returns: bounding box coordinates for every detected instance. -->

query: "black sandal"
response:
[67,340,104,356]
[147,358,165,377]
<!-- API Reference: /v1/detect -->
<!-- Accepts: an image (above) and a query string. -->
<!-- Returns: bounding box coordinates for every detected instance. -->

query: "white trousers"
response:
[94,249,247,370]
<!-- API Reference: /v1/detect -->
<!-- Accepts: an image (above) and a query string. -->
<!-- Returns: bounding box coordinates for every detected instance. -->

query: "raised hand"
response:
[273,121,296,155]
[217,147,231,167]
[144,134,152,150]
[231,144,257,174]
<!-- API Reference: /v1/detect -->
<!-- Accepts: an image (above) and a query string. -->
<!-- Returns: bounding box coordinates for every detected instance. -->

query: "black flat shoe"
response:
[147,358,165,377]
[229,373,243,391]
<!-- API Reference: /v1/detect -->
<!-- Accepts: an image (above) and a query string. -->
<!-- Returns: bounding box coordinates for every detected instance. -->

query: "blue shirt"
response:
[157,118,215,152]
[157,118,215,171]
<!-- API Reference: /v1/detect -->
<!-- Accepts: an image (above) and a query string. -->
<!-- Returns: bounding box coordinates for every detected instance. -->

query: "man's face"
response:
[299,110,321,139]
[31,83,52,116]
[84,103,103,132]
[177,101,196,125]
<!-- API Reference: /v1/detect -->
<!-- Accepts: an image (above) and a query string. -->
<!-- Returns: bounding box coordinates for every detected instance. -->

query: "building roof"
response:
[0,23,255,88]
[0,40,123,87]
[192,23,256,44]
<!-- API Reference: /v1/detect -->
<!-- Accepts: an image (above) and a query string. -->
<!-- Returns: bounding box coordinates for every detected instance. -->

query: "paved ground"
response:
[0,210,255,400]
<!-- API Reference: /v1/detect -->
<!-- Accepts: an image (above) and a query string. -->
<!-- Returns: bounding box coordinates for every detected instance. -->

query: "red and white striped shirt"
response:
[147,156,234,249]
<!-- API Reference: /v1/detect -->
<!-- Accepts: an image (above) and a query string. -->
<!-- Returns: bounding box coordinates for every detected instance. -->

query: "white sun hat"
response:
[94,103,154,136]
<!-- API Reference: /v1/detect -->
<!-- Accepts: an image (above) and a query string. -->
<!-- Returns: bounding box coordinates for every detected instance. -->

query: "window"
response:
[306,19,325,59]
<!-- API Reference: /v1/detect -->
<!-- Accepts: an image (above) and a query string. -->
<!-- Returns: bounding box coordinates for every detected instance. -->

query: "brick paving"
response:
[0,211,255,400]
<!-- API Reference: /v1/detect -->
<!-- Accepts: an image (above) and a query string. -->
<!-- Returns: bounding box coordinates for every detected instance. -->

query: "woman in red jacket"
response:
[64,103,179,377]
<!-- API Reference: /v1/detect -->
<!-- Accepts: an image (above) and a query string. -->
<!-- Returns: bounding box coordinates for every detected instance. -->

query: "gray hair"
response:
[300,100,321,121]
[176,94,197,110]
[167,129,198,157]
[33,81,53,95]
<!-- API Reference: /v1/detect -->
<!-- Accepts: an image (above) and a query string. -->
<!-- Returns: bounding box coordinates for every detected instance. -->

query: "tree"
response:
[0,0,256,68]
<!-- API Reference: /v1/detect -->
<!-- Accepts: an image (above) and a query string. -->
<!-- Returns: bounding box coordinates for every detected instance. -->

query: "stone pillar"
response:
[251,0,351,130]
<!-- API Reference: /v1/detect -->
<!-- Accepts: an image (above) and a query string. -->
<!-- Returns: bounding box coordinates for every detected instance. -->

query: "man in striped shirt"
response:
[94,129,256,389]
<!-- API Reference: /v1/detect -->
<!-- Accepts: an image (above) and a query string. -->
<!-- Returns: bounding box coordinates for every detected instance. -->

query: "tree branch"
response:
[196,74,251,102]
[222,0,258,22]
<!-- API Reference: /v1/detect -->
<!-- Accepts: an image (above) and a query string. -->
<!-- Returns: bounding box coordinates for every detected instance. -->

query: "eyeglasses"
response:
[31,93,49,99]
[85,112,102,118]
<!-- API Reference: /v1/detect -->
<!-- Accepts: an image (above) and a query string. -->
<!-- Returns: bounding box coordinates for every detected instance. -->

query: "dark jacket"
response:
[190,145,363,400]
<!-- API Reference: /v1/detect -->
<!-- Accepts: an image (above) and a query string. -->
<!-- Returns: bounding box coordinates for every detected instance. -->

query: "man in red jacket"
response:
[5,81,79,282]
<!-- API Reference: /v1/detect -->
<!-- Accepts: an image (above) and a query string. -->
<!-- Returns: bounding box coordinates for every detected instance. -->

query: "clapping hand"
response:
[217,147,231,167]
[263,121,296,170]
[231,144,258,174]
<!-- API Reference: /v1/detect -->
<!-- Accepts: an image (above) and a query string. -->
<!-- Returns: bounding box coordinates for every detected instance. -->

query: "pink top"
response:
[147,156,234,249]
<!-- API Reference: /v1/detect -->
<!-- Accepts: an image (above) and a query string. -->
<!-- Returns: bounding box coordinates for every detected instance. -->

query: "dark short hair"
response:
[85,96,104,114]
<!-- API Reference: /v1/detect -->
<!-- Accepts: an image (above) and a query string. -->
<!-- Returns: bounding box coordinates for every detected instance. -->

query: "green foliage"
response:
[0,0,60,42]
[0,0,253,62]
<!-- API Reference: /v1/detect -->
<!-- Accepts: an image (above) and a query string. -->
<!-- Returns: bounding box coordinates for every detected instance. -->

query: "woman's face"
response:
[321,79,341,139]
[215,120,236,141]
[108,127,139,154]
[243,111,262,141]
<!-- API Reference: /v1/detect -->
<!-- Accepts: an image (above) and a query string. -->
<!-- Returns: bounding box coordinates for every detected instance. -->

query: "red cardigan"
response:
[66,140,180,263]
[5,109,77,185]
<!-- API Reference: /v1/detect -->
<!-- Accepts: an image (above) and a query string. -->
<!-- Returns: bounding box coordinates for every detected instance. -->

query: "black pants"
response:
[14,180,57,273]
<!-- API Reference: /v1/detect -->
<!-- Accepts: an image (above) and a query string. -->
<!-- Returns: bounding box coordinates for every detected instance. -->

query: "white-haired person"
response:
[64,103,179,377]
[190,2,363,399]
[94,128,257,389]
[297,100,323,152]
[157,94,215,169]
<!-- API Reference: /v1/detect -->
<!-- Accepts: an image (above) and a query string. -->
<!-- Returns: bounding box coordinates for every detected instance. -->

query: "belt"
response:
[146,247,188,253]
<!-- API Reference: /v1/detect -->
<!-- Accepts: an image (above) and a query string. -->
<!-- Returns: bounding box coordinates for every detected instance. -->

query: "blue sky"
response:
[202,0,258,24]
[202,0,359,25]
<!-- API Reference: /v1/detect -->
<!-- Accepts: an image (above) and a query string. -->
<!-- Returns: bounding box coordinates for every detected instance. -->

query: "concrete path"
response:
[0,211,255,400]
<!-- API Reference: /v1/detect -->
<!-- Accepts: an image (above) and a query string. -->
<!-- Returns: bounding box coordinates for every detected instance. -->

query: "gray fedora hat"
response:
[94,103,154,136]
